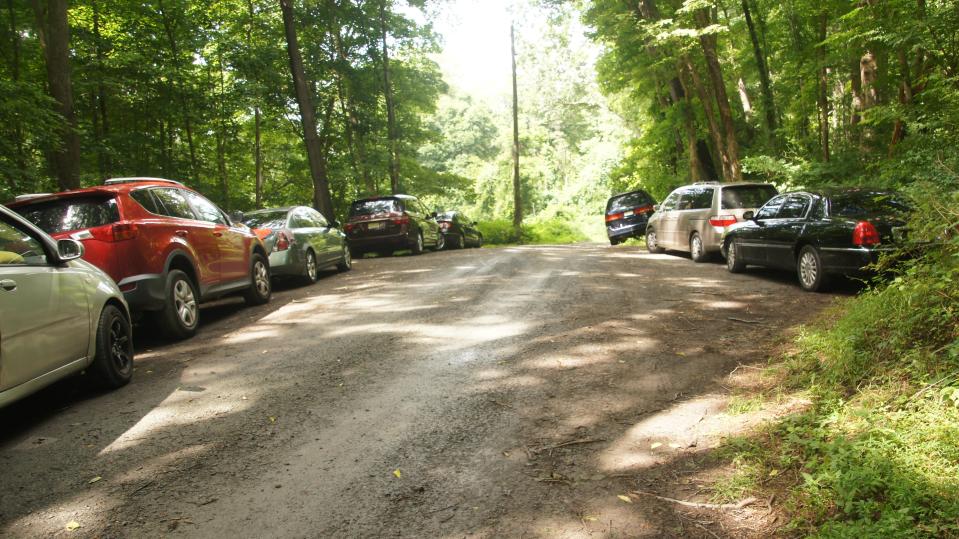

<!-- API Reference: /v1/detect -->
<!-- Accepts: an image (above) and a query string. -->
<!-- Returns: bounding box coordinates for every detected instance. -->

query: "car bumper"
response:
[607,222,648,240]
[267,249,301,277]
[347,232,412,251]
[820,246,890,274]
[117,273,166,312]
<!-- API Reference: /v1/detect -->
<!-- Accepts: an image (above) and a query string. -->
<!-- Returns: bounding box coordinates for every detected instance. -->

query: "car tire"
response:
[609,237,619,246]
[433,233,445,251]
[454,234,465,249]
[690,232,708,262]
[646,228,665,254]
[726,238,746,273]
[476,234,483,248]
[154,269,199,340]
[89,304,134,389]
[301,249,319,284]
[336,244,352,272]
[797,245,830,292]
[411,232,424,255]
[243,253,272,305]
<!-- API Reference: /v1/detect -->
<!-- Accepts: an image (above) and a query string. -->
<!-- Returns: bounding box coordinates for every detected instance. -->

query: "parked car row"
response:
[606,182,909,292]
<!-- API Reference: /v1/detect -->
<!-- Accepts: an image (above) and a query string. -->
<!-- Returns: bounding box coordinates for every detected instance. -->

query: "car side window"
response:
[0,218,50,266]
[660,191,681,211]
[183,191,229,225]
[679,187,713,210]
[755,195,786,219]
[309,209,328,227]
[129,189,161,214]
[151,188,197,220]
[809,198,826,219]
[778,195,811,219]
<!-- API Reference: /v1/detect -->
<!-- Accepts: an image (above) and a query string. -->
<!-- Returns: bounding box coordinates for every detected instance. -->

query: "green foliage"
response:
[475,215,591,246]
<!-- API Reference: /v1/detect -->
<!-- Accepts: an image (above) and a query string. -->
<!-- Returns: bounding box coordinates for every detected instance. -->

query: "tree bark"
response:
[279,0,335,220]
[511,23,522,230]
[816,13,830,161]
[31,0,80,191]
[683,56,729,181]
[247,0,263,208]
[379,0,399,194]
[742,0,777,137]
[91,0,109,177]
[694,8,741,181]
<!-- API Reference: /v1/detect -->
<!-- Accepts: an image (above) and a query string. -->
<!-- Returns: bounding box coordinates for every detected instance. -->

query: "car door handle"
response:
[0,279,16,292]
[175,230,189,237]
[213,231,223,237]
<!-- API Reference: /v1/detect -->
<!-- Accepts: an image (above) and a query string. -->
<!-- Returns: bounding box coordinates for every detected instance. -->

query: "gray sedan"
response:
[0,204,133,408]
[243,206,351,284]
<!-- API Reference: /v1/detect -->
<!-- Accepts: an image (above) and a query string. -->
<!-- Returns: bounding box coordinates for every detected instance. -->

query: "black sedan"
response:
[721,189,909,291]
[435,211,483,249]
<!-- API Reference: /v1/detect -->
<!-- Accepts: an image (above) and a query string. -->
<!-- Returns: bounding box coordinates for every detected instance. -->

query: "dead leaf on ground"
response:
[393,469,402,478]
[65,521,81,531]
[617,494,632,503]
[88,476,102,484]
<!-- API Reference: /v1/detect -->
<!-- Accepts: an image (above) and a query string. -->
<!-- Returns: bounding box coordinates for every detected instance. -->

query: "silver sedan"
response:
[0,204,133,408]
[243,206,352,284]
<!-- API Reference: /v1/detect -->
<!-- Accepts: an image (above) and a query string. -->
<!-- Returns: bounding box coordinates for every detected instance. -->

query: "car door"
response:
[655,190,682,247]
[415,201,438,245]
[741,194,787,264]
[0,217,90,391]
[308,209,341,263]
[676,186,714,251]
[763,194,812,269]
[182,190,248,284]
[151,187,221,292]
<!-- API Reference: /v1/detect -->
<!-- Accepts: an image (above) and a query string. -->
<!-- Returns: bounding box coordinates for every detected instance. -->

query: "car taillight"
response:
[635,204,654,214]
[344,222,356,232]
[853,221,880,246]
[709,215,737,227]
[275,230,293,251]
[439,221,451,230]
[605,212,624,222]
[391,213,410,225]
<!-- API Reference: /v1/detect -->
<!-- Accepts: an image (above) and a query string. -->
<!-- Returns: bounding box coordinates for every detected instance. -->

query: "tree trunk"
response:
[379,0,399,194]
[279,0,335,220]
[737,77,753,116]
[817,13,830,161]
[511,23,522,230]
[32,0,80,191]
[742,0,777,137]
[694,8,742,181]
[157,0,198,177]
[247,0,263,208]
[683,57,729,181]
[91,0,109,177]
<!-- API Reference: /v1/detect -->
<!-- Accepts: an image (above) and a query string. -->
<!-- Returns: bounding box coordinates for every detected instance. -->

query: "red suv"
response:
[8,178,271,339]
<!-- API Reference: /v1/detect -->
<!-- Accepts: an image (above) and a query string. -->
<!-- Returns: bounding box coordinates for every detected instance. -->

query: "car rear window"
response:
[607,191,653,213]
[721,185,778,209]
[244,211,289,229]
[15,196,120,234]
[350,199,401,217]
[829,191,910,218]
[437,211,456,221]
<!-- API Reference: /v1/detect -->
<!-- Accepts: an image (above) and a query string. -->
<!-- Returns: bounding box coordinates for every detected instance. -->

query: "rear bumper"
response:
[117,273,166,312]
[820,246,889,274]
[347,232,413,252]
[607,222,648,240]
[268,249,301,277]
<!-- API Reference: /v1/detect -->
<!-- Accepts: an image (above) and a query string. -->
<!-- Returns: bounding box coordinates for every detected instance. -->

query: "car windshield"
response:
[350,199,400,217]
[15,196,120,234]
[607,192,653,213]
[830,191,910,218]
[436,212,456,221]
[243,211,288,229]
[721,185,778,209]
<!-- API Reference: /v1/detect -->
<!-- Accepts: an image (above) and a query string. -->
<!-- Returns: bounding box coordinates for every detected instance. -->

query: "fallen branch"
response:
[531,438,605,454]
[727,317,765,325]
[630,490,758,510]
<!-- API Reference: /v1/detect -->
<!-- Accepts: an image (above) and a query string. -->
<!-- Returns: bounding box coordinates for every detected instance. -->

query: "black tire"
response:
[89,304,133,389]
[609,238,619,246]
[646,228,665,254]
[454,234,465,249]
[243,253,272,305]
[475,234,483,248]
[433,233,446,251]
[154,269,199,340]
[336,244,352,272]
[797,245,830,292]
[726,238,746,273]
[689,232,708,263]
[301,249,319,285]
[410,232,424,255]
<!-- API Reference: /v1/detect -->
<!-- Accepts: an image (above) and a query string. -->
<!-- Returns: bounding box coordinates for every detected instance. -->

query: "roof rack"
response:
[13,193,52,201]
[104,177,184,186]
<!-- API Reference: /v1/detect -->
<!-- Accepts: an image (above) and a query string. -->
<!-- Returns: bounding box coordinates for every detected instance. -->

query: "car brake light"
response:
[635,204,654,214]
[275,230,293,251]
[344,223,356,232]
[391,212,410,225]
[709,215,737,227]
[605,212,624,222]
[853,221,880,246]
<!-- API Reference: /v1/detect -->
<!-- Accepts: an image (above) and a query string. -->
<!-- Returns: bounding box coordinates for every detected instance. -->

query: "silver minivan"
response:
[645,182,778,262]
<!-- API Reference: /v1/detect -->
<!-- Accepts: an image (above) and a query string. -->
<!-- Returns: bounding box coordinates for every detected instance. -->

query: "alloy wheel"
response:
[691,234,703,259]
[306,251,317,281]
[109,316,133,374]
[254,260,270,296]
[174,279,197,328]
[647,231,657,249]
[800,251,818,288]
[417,233,423,252]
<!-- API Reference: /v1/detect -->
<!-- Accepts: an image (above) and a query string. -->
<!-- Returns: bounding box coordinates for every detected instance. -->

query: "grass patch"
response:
[476,216,590,246]
[725,394,765,415]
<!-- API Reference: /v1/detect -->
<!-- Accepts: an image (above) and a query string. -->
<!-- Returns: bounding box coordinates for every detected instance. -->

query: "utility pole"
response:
[511,22,522,231]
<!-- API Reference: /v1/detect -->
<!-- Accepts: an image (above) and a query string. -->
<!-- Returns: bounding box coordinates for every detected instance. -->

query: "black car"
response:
[722,189,910,291]
[435,211,483,249]
[344,194,443,257]
[605,189,656,245]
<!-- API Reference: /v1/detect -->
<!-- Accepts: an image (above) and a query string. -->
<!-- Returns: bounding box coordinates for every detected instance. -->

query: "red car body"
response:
[8,178,269,316]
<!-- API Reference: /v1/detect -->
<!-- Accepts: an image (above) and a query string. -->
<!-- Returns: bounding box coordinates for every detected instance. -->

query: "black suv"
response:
[345,195,443,257]
[605,189,656,245]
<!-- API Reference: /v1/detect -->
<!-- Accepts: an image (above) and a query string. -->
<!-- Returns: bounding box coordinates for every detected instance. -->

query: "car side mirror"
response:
[653,204,660,212]
[743,210,755,221]
[230,210,244,225]
[56,238,84,262]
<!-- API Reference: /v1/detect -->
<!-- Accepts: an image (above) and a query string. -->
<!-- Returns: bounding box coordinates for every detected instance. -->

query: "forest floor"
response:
[0,243,849,538]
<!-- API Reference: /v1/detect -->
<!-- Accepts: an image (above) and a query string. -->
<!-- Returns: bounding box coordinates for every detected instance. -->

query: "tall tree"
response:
[511,22,522,229]
[379,0,399,194]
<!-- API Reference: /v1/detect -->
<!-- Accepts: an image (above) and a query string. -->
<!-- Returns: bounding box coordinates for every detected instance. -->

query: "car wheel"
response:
[337,244,352,272]
[646,228,665,254]
[689,232,708,262]
[434,233,446,251]
[301,249,319,284]
[455,234,465,249]
[89,304,133,389]
[797,245,829,292]
[476,235,483,248]
[609,237,619,246]
[243,253,272,305]
[154,269,199,340]
[411,232,424,255]
[726,238,746,273]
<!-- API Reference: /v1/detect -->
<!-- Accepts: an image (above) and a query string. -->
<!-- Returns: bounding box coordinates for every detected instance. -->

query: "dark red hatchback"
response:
[9,178,271,339]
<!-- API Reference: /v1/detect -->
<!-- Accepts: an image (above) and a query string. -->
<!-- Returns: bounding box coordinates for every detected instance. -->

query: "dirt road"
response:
[0,244,838,538]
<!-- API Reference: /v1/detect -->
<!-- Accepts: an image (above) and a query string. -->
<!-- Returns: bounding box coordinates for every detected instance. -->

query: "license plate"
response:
[367,221,385,230]
[624,210,634,217]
